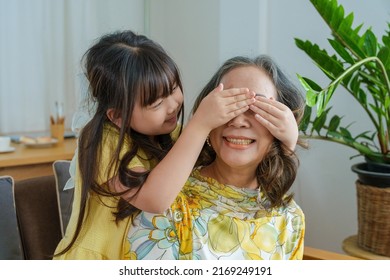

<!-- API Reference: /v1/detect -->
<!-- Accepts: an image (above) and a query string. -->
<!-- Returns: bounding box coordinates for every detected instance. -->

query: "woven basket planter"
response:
[356,181,390,257]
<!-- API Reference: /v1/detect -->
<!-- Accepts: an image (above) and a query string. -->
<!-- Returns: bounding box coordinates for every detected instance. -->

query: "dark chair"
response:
[0,176,24,260]
[14,175,62,259]
[52,160,73,236]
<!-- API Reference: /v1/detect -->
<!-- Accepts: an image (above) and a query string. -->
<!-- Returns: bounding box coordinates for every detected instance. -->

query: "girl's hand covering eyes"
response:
[250,96,298,151]
[192,83,255,133]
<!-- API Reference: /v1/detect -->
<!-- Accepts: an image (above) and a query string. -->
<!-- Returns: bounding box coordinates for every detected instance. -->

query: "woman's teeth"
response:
[225,137,253,145]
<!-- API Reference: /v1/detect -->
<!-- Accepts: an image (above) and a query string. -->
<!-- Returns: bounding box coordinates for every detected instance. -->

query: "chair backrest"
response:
[14,175,62,260]
[52,160,73,236]
[0,176,24,260]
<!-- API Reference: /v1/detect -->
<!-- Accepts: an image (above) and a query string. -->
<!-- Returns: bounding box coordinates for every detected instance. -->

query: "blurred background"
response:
[1,0,389,254]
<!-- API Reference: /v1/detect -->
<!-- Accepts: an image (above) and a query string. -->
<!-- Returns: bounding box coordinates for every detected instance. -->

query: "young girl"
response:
[53,30,255,259]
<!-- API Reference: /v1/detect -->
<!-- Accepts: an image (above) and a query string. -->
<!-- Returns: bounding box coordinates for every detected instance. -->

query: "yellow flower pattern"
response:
[127,168,305,260]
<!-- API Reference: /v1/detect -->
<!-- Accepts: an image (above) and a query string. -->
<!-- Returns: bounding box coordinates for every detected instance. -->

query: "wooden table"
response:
[342,235,390,260]
[0,138,77,181]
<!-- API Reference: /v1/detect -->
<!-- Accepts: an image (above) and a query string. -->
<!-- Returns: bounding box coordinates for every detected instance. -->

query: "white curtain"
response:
[0,0,144,135]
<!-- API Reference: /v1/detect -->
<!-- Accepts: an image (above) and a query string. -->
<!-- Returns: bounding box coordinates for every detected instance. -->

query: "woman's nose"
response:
[228,113,250,127]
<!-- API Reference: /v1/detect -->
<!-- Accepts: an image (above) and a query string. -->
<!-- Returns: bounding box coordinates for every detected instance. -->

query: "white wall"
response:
[0,0,145,134]
[147,0,390,254]
[147,0,220,114]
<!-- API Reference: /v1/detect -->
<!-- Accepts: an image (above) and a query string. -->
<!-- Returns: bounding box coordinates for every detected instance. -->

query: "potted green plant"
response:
[295,0,390,257]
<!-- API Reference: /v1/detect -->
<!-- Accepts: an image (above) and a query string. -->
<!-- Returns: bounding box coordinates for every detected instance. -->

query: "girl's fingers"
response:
[254,113,278,131]
[251,97,287,118]
[218,87,254,101]
[213,83,224,93]
[227,90,256,107]
[228,105,250,118]
[225,97,256,114]
[250,99,295,130]
[251,106,280,125]
[250,99,282,123]
[250,100,290,120]
[218,86,249,97]
[209,86,254,107]
[207,86,256,119]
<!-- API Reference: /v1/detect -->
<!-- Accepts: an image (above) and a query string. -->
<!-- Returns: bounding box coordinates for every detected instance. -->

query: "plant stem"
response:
[322,57,390,154]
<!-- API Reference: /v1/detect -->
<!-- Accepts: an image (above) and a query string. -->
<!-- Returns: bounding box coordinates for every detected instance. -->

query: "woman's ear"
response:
[106,108,122,127]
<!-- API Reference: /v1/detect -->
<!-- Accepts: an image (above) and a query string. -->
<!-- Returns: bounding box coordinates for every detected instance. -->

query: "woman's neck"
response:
[200,161,258,190]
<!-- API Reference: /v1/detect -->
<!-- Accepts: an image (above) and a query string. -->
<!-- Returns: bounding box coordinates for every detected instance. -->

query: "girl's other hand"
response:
[250,96,298,151]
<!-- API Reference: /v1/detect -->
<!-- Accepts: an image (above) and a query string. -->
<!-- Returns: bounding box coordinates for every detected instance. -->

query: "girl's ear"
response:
[106,108,122,127]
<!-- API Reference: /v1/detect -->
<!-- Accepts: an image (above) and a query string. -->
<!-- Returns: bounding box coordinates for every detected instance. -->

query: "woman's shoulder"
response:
[281,197,305,221]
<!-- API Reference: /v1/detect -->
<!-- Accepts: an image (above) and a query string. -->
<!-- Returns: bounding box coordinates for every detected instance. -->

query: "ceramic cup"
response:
[0,136,11,151]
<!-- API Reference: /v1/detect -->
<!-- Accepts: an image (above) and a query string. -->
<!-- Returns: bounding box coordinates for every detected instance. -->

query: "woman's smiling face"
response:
[209,66,277,170]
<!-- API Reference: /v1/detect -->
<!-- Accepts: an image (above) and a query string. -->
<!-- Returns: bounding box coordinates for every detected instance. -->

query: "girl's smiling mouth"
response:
[166,116,177,124]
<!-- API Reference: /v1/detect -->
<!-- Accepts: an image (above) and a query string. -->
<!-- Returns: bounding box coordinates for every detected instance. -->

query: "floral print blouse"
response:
[127,168,305,260]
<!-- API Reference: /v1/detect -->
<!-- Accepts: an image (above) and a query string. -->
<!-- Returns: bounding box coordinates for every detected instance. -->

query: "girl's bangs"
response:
[139,58,181,107]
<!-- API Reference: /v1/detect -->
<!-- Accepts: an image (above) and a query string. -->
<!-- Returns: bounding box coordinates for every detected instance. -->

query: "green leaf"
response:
[349,73,361,95]
[316,91,325,116]
[339,18,366,58]
[356,88,367,107]
[294,38,306,50]
[369,103,383,115]
[299,76,323,91]
[358,70,384,87]
[385,94,390,110]
[355,130,375,141]
[295,39,345,79]
[339,127,353,140]
[328,39,355,64]
[299,105,312,132]
[306,90,318,107]
[327,130,344,140]
[313,110,327,134]
[382,22,390,47]
[378,46,390,71]
[338,12,354,33]
[310,0,367,59]
[328,115,341,132]
[315,52,345,80]
[362,29,377,56]
[297,75,322,107]
[323,82,338,106]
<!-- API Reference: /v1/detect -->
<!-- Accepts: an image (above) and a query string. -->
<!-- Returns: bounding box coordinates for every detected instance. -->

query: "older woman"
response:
[127,55,306,260]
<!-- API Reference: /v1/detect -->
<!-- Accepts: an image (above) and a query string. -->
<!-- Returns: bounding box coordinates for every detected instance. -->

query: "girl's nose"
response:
[167,95,179,114]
